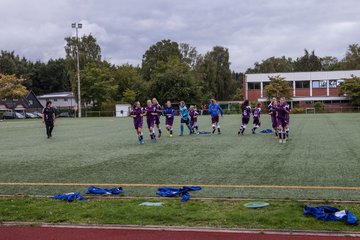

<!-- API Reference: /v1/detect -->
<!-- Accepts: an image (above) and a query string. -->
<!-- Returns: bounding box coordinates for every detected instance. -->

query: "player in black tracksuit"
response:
[42,101,56,138]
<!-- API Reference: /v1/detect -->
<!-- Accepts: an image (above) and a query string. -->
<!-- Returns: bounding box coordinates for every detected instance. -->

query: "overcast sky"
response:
[1,0,359,72]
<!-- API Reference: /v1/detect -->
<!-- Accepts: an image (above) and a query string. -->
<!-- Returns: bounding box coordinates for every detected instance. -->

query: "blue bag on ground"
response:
[260,129,273,133]
[52,192,86,202]
[85,186,122,195]
[156,186,201,202]
[304,206,358,225]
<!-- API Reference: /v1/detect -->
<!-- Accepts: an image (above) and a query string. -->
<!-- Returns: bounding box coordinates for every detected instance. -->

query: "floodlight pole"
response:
[72,22,82,118]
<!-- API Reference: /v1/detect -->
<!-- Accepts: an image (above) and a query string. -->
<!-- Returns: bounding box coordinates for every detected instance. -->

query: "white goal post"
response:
[305,108,316,114]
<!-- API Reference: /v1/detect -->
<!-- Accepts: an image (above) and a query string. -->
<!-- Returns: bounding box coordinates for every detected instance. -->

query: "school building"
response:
[243,70,360,107]
[37,92,76,109]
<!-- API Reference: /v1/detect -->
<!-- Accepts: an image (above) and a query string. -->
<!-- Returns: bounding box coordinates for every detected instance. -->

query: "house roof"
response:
[0,97,29,109]
[37,92,74,99]
[245,70,360,82]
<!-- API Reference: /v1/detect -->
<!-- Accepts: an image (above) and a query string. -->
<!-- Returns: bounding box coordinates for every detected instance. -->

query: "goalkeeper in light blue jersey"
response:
[179,101,193,136]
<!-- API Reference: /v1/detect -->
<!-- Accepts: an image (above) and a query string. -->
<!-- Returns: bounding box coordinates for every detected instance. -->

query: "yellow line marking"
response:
[0,183,359,190]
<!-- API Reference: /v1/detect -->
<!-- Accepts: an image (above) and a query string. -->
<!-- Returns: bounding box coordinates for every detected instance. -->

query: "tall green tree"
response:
[80,62,117,109]
[321,56,341,71]
[64,34,102,97]
[339,76,360,105]
[196,46,236,100]
[27,59,71,95]
[64,34,102,69]
[342,44,360,70]
[149,57,200,104]
[264,75,291,100]
[246,56,294,73]
[0,73,27,99]
[294,49,322,71]
[141,39,181,81]
[113,64,145,102]
[179,43,201,70]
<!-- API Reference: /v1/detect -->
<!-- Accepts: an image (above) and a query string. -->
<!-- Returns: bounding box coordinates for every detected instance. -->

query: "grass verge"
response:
[0,197,359,231]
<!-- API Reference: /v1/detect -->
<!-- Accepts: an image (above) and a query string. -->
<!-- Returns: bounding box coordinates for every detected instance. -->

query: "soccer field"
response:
[0,113,359,200]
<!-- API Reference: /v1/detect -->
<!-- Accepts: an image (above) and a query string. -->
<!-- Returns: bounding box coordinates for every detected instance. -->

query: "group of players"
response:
[237,96,291,144]
[130,97,290,144]
[130,98,224,144]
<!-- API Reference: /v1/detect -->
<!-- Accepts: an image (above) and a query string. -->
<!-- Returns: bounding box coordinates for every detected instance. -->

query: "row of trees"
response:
[1,37,360,108]
[246,45,360,73]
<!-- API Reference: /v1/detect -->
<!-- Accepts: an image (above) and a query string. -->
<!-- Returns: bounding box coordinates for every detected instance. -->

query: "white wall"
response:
[39,98,75,108]
[115,104,131,117]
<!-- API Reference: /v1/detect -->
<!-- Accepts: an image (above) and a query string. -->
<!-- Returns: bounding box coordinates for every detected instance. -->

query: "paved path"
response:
[1,225,360,240]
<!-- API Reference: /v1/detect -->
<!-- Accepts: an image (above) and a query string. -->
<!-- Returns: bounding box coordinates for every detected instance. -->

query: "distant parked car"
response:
[58,112,74,118]
[15,112,25,119]
[32,112,43,118]
[2,112,15,119]
[25,113,37,119]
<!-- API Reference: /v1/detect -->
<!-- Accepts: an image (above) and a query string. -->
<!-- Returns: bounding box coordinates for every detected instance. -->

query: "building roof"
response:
[37,92,74,99]
[245,70,360,82]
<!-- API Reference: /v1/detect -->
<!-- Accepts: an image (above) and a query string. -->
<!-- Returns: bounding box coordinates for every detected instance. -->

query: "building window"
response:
[295,81,310,89]
[29,100,33,105]
[337,79,344,86]
[64,98,68,102]
[248,82,261,90]
[312,80,327,88]
[1,98,6,101]
[13,99,18,101]
[53,98,57,102]
[263,82,270,88]
[293,101,300,107]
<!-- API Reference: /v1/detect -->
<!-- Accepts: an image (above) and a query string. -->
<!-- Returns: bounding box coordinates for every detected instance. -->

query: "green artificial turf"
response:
[0,197,359,231]
[0,113,359,200]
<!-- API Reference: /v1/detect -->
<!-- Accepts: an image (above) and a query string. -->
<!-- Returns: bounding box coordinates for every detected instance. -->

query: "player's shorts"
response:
[253,117,261,126]
[277,118,286,128]
[190,121,197,127]
[271,117,277,128]
[181,118,190,124]
[134,119,143,130]
[147,118,155,129]
[242,117,250,125]
[165,117,174,126]
[211,115,219,123]
[154,116,160,125]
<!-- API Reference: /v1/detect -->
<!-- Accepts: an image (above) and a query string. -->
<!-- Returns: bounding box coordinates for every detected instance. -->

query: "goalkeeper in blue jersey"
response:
[179,101,193,136]
[208,99,224,134]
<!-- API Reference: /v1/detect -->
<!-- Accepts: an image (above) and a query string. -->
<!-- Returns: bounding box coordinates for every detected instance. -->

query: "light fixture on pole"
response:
[72,22,82,118]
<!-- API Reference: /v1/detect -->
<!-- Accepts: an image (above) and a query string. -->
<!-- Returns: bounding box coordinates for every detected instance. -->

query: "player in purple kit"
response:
[238,100,251,135]
[284,102,291,139]
[268,97,278,138]
[152,98,162,138]
[130,101,144,144]
[189,105,199,133]
[276,97,290,143]
[164,100,175,137]
[251,103,262,134]
[143,99,157,142]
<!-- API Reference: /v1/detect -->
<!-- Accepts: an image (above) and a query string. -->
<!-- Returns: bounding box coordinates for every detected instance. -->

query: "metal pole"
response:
[76,26,81,118]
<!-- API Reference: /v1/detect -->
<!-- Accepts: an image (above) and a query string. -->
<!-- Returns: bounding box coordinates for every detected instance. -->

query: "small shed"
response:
[115,104,131,117]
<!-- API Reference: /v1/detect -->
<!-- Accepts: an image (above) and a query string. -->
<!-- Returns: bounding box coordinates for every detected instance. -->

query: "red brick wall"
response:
[312,89,327,96]
[248,90,261,101]
[295,88,310,96]
[329,88,340,96]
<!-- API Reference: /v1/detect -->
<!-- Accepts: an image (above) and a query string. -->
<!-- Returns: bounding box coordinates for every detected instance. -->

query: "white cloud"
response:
[0,0,359,71]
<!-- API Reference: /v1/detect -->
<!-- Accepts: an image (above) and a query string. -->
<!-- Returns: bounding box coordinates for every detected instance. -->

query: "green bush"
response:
[314,102,325,113]
[292,108,305,114]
